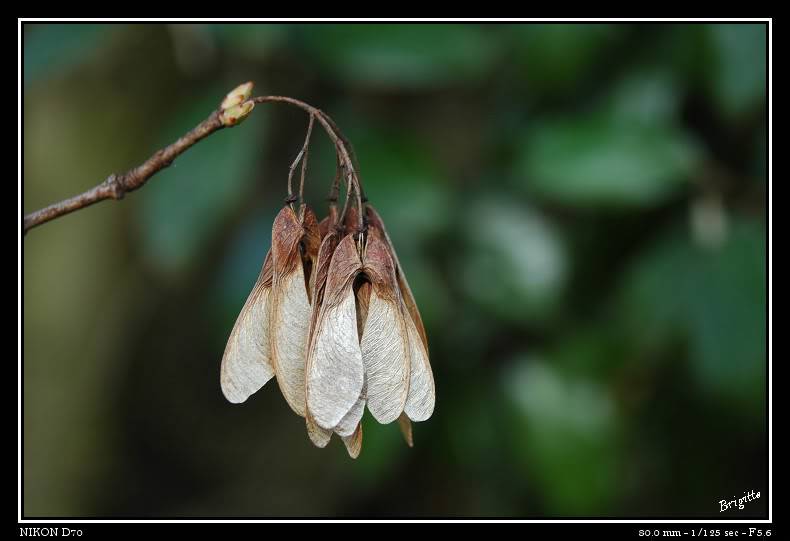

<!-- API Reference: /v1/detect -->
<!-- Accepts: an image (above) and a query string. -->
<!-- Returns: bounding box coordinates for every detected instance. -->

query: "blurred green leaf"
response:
[461,198,568,325]
[620,218,766,411]
[504,357,621,514]
[135,90,263,275]
[517,112,701,208]
[753,121,767,180]
[209,209,275,340]
[352,417,407,483]
[706,24,766,118]
[212,24,287,59]
[297,24,499,89]
[350,126,451,240]
[551,327,627,381]
[605,70,682,125]
[445,386,506,472]
[510,24,624,96]
[393,254,450,342]
[24,24,113,87]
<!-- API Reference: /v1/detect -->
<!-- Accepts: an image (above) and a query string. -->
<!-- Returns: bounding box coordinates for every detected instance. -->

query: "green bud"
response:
[221,81,254,110]
[220,100,255,127]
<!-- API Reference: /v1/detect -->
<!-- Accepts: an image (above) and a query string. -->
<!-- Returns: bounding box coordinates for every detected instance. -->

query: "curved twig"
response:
[23,110,225,234]
[23,92,364,235]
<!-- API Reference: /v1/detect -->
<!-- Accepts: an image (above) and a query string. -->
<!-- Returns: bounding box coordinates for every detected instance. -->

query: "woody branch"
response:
[22,84,362,235]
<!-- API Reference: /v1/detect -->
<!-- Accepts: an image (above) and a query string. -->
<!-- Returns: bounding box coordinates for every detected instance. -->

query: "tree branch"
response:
[23,109,225,234]
[23,87,362,235]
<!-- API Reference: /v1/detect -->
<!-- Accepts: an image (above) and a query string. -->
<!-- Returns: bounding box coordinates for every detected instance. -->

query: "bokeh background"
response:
[22,23,768,518]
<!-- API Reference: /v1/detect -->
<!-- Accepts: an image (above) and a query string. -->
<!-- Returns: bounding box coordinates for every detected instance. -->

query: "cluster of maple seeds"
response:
[220,198,435,458]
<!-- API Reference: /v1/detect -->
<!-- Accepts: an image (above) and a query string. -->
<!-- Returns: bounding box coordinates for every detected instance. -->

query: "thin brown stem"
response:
[355,176,364,232]
[328,157,342,204]
[298,114,315,203]
[286,157,299,201]
[24,92,366,235]
[252,96,362,206]
[286,113,315,202]
[24,110,224,234]
[338,172,354,228]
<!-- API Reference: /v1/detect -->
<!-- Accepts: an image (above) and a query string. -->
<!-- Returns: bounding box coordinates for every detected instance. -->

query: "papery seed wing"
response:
[306,232,340,350]
[342,423,363,459]
[398,413,414,447]
[343,205,360,234]
[360,289,409,424]
[334,379,365,437]
[360,231,410,424]
[366,205,428,350]
[308,287,363,429]
[304,232,340,447]
[306,413,332,448]
[270,254,311,416]
[397,274,427,349]
[299,205,321,275]
[318,216,332,240]
[269,205,318,417]
[220,251,275,404]
[397,273,428,350]
[403,301,435,422]
[355,280,372,334]
[306,234,364,429]
[318,205,338,240]
[332,279,371,437]
[367,205,435,422]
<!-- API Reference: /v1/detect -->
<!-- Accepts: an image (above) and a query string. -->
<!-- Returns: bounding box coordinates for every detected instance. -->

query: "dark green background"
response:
[22,23,768,518]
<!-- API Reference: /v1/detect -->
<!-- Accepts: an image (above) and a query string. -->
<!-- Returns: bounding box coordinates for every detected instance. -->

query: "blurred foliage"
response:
[23,22,767,518]
[136,90,265,275]
[298,24,501,88]
[462,198,568,326]
[620,219,765,413]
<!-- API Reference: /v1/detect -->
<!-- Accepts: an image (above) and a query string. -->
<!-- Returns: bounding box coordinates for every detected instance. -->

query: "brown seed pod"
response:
[304,226,342,447]
[366,206,435,422]
[342,423,363,459]
[358,228,411,424]
[305,233,365,430]
[209,94,433,459]
[269,204,320,417]
[398,413,414,448]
